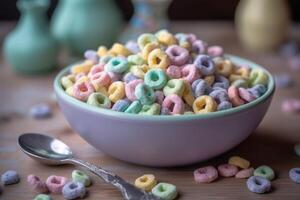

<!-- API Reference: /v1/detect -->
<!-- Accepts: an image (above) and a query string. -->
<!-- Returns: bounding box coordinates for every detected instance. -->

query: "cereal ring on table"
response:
[228,156,250,169]
[148,49,170,70]
[152,183,177,200]
[217,164,239,177]
[247,176,271,194]
[134,174,157,192]
[130,64,149,79]
[231,79,248,88]
[294,143,300,157]
[87,92,111,109]
[141,42,160,60]
[235,168,254,179]
[34,194,52,200]
[1,170,20,185]
[139,103,161,115]
[249,68,269,86]
[162,94,184,115]
[289,168,300,183]
[155,91,165,105]
[110,43,132,56]
[204,75,215,86]
[166,65,182,79]
[207,45,224,57]
[97,46,108,57]
[138,33,158,49]
[112,99,131,112]
[125,40,140,54]
[46,175,68,194]
[193,95,217,114]
[72,80,94,101]
[90,71,111,88]
[124,100,142,114]
[144,69,168,89]
[99,55,113,65]
[238,87,256,102]
[62,181,86,200]
[155,30,177,46]
[254,165,275,181]
[61,75,75,89]
[192,40,207,54]
[213,75,230,89]
[123,72,139,83]
[182,81,195,107]
[27,174,49,193]
[165,45,189,66]
[163,79,185,97]
[215,59,234,77]
[105,57,129,73]
[84,50,99,64]
[125,79,143,101]
[194,166,218,183]
[248,84,267,98]
[181,64,200,83]
[192,79,210,98]
[127,54,146,66]
[30,103,52,119]
[108,81,125,103]
[228,86,245,107]
[71,60,93,74]
[229,67,250,82]
[194,54,215,76]
[135,83,156,105]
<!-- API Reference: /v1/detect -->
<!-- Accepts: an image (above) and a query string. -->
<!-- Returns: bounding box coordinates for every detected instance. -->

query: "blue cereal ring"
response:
[193,54,215,76]
[289,168,300,183]
[125,100,142,114]
[144,69,168,90]
[111,99,131,112]
[135,83,156,105]
[246,176,271,194]
[105,57,129,73]
[1,170,20,185]
[123,72,139,83]
[62,181,86,200]
[248,84,267,98]
[213,75,230,89]
[192,79,210,97]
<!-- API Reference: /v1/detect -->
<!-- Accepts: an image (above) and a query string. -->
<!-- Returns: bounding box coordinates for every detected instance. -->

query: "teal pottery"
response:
[3,0,58,75]
[51,0,123,56]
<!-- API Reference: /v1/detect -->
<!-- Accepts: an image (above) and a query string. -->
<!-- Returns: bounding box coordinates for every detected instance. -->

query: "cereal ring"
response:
[33,194,52,200]
[161,107,171,115]
[123,72,139,83]
[193,95,217,114]
[112,99,131,112]
[99,55,112,65]
[247,176,271,194]
[155,30,177,46]
[238,87,256,102]
[162,94,185,115]
[125,79,143,101]
[61,76,75,89]
[127,54,145,66]
[228,156,250,169]
[294,143,300,157]
[192,79,210,98]
[254,165,275,181]
[88,64,105,78]
[90,71,111,88]
[163,79,185,97]
[46,175,68,194]
[192,40,207,54]
[217,101,232,111]
[108,71,122,82]
[72,170,91,187]
[155,91,165,105]
[144,69,168,89]
[166,65,182,79]
[139,103,161,115]
[194,166,218,183]
[217,164,239,177]
[229,66,250,82]
[130,64,149,78]
[72,80,95,101]
[62,181,86,200]
[249,68,269,86]
[228,86,245,107]
[215,59,234,77]
[194,54,215,76]
[231,79,248,88]
[134,174,157,192]
[148,49,170,70]
[204,75,215,86]
[27,174,49,193]
[165,45,189,66]
[235,168,254,179]
[105,57,129,73]
[182,81,195,107]
[125,40,140,54]
[97,46,108,57]
[108,81,125,103]
[181,64,200,83]
[124,100,142,114]
[84,50,99,64]
[135,83,156,105]
[71,60,93,74]
[281,98,300,114]
[248,84,267,98]
[110,43,132,56]
[209,89,229,103]
[29,103,52,119]
[1,170,20,185]
[213,75,230,89]
[289,168,300,183]
[138,33,158,49]
[141,42,160,60]
[152,183,177,200]
[207,45,224,57]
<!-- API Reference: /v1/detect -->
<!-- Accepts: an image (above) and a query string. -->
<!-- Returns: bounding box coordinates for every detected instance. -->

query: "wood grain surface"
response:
[0,21,300,200]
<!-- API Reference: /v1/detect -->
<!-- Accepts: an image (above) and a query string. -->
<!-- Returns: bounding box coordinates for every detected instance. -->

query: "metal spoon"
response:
[18,133,159,200]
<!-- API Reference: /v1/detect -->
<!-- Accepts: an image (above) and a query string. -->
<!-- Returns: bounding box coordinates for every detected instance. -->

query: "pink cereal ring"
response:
[27,174,48,193]
[165,45,189,66]
[108,71,122,82]
[238,87,256,102]
[281,98,300,113]
[181,64,200,83]
[46,175,68,194]
[125,79,143,101]
[207,45,224,57]
[235,167,254,179]
[162,94,184,115]
[194,166,218,183]
[228,86,245,107]
[72,81,94,101]
[88,64,105,77]
[91,71,111,88]
[166,65,182,79]
[75,72,86,81]
[217,164,239,177]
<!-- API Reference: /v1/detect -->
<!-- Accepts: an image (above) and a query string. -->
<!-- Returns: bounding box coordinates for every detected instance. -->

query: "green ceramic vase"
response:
[3,0,58,75]
[51,0,123,56]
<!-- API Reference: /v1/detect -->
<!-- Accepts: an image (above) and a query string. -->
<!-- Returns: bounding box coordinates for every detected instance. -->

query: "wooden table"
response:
[1,21,300,200]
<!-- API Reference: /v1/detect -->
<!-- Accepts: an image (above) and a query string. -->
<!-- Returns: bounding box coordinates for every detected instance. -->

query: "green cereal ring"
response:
[144,69,168,90]
[105,57,129,73]
[34,194,52,200]
[152,182,177,200]
[100,55,112,65]
[254,165,275,181]
[127,54,146,66]
[61,76,75,89]
[87,92,111,109]
[249,69,269,86]
[72,170,92,187]
[231,79,248,88]
[139,103,161,115]
[135,83,156,105]
[137,33,158,49]
[125,100,142,114]
[163,79,185,97]
[294,143,300,157]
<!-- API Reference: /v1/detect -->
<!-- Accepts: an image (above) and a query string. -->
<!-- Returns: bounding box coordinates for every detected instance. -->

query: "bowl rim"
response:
[54,54,275,122]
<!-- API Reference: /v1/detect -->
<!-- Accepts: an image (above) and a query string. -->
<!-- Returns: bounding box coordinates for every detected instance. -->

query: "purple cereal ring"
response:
[217,101,232,111]
[91,71,111,88]
[238,87,256,102]
[125,79,143,101]
[192,40,207,54]
[125,40,140,54]
[166,45,189,66]
[166,65,182,79]
[72,81,94,101]
[289,168,300,183]
[193,54,215,76]
[207,45,224,57]
[162,94,184,115]
[247,176,271,194]
[209,89,229,103]
[108,71,122,82]
[27,174,48,193]
[218,164,239,177]
[155,91,165,105]
[181,64,200,83]
[84,50,99,64]
[192,79,209,97]
[248,84,267,98]
[123,72,139,83]
[46,175,68,194]
[186,33,197,43]
[213,75,229,89]
[194,166,218,183]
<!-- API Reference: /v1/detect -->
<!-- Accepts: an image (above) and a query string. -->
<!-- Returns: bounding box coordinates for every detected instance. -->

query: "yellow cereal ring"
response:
[76,75,89,84]
[180,40,192,51]
[71,60,93,74]
[249,68,269,86]
[130,64,149,79]
[138,33,158,49]
[110,43,132,57]
[66,86,74,96]
[108,81,125,103]
[97,46,108,57]
[204,75,215,87]
[134,174,157,192]
[92,84,108,96]
[193,95,217,114]
[228,156,250,169]
[141,42,160,60]
[148,49,170,70]
[182,81,195,107]
[155,30,177,46]
[215,59,234,77]
[61,76,75,89]
[229,67,250,82]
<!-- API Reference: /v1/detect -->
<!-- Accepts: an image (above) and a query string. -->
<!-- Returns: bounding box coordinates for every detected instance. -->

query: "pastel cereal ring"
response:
[249,68,269,86]
[229,66,250,82]
[148,49,170,70]
[155,30,177,46]
[204,75,215,87]
[97,46,108,57]
[235,168,254,179]
[108,81,125,103]
[61,75,75,90]
[217,164,239,177]
[193,54,215,76]
[215,59,234,77]
[238,87,256,102]
[72,80,95,101]
[166,65,182,79]
[228,156,251,169]
[181,64,200,83]
[165,45,189,66]
[163,79,185,97]
[182,81,195,107]
[207,45,224,57]
[90,71,111,88]
[228,86,245,107]
[135,83,156,105]
[193,95,217,114]
[192,40,207,54]
[87,92,111,109]
[134,174,157,192]
[27,174,49,193]
[88,64,105,78]
[110,43,132,56]
[130,64,149,79]
[141,42,160,60]
[137,33,158,49]
[162,94,185,115]
[139,103,161,115]
[125,79,143,101]
[71,60,93,74]
[194,166,218,183]
[46,175,68,194]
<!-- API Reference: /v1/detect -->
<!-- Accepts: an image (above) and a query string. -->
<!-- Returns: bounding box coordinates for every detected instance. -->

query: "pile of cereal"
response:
[61,30,269,115]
